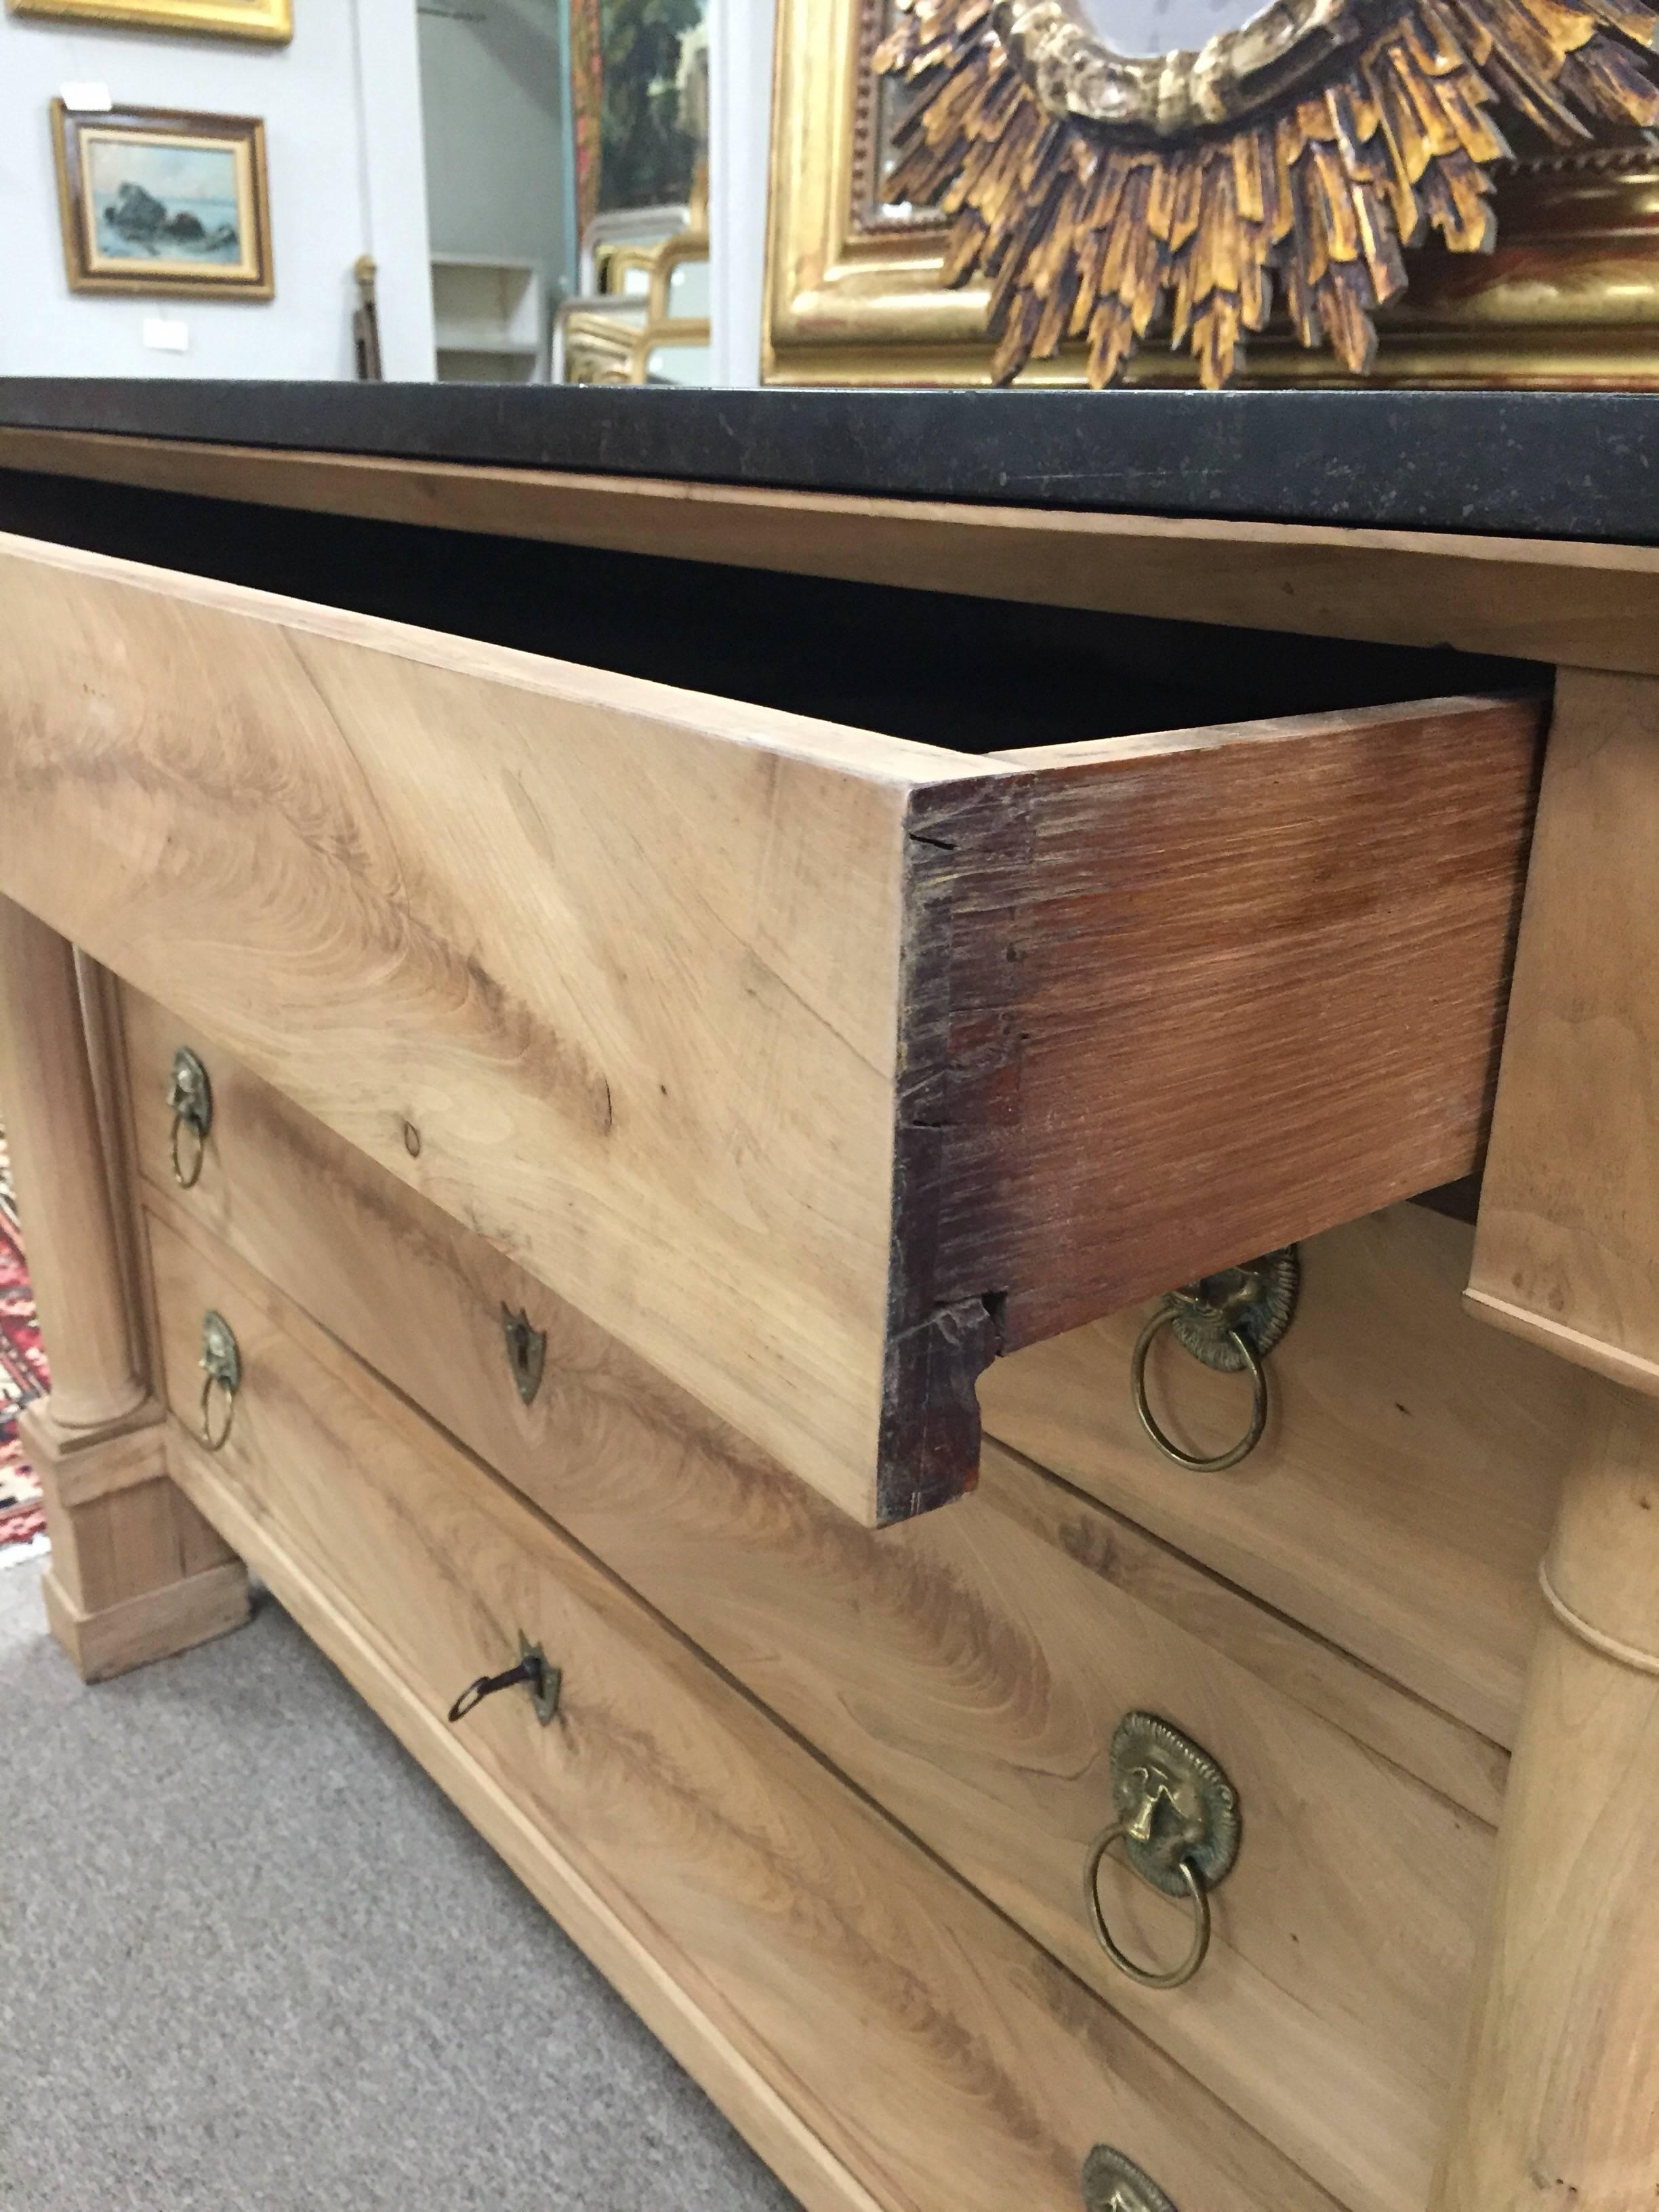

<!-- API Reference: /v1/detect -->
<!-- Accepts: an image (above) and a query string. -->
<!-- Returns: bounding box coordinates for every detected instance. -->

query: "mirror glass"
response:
[1074,0,1271,52]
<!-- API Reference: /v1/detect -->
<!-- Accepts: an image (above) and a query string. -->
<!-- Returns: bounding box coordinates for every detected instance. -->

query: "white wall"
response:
[0,1,434,379]
[353,0,438,380]
[708,0,776,386]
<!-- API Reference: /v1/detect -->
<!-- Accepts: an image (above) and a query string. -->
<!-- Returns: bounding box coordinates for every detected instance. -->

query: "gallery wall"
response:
[708,0,775,385]
[0,0,434,380]
[0,0,786,387]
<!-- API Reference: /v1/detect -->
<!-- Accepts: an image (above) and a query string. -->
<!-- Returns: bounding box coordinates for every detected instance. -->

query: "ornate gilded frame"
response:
[765,0,1659,386]
[554,195,710,385]
[8,0,290,37]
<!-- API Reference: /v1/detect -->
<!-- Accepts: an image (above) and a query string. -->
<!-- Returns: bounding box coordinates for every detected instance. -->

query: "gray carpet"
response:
[0,1559,799,2212]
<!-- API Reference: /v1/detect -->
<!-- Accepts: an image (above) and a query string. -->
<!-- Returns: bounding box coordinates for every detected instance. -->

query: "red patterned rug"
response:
[0,1121,49,1557]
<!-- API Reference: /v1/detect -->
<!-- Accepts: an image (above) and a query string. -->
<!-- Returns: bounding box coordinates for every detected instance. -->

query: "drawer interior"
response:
[0,463,1543,755]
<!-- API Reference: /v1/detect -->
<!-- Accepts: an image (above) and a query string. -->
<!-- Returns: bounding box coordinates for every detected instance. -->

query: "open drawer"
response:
[0,527,1544,1523]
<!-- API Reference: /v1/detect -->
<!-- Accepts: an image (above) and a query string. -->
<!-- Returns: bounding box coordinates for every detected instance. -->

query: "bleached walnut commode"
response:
[1,383,1654,2212]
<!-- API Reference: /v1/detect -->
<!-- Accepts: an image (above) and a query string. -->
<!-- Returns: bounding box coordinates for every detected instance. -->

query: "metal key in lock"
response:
[447,1633,561,1727]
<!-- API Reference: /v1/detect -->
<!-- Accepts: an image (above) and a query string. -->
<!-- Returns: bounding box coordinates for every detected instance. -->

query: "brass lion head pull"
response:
[167,1047,213,1189]
[1120,1762,1202,1866]
[1082,2144,1178,2212]
[199,1309,241,1452]
[1130,1246,1298,1473]
[1084,1713,1240,1992]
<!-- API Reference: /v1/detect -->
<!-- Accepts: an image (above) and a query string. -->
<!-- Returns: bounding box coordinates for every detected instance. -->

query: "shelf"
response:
[435,333,541,356]
[430,257,544,381]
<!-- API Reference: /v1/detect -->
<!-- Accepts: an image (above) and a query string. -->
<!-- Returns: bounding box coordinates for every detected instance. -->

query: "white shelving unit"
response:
[430,255,545,383]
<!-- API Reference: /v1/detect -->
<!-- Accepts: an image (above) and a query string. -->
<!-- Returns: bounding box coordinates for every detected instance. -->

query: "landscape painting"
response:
[569,0,710,233]
[88,136,245,266]
[53,103,272,297]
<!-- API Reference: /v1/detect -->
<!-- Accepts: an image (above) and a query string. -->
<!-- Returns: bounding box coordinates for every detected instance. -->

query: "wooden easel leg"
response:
[0,894,247,1678]
[1431,1382,1659,2209]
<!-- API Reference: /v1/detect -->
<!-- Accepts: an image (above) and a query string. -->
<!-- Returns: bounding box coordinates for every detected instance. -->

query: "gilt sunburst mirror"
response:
[765,0,1659,386]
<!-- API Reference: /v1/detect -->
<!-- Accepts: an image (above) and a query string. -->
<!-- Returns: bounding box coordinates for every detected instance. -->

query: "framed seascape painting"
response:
[8,0,289,39]
[52,102,273,299]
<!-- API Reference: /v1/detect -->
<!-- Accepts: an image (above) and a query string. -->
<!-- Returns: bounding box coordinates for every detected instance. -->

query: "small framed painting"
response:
[52,102,272,299]
[8,0,290,40]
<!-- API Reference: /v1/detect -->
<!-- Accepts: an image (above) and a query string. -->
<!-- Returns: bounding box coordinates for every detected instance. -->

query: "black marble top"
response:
[2,379,1658,546]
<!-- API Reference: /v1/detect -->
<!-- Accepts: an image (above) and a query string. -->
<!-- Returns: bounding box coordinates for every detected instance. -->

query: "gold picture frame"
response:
[556,176,710,385]
[9,0,289,39]
[765,0,1659,388]
[53,100,273,300]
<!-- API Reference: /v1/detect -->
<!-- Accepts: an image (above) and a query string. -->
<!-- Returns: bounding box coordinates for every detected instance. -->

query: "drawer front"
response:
[980,1204,1574,1746]
[128,986,1499,2212]
[144,1204,1345,2212]
[0,532,1543,1521]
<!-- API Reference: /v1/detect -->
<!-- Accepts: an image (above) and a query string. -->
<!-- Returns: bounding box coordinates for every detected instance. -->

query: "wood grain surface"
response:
[166,1467,891,2212]
[0,529,943,1524]
[1450,674,1659,2206]
[7,424,1659,678]
[0,899,245,1677]
[146,1205,1347,2212]
[129,990,1500,2212]
[950,698,1546,1355]
[1433,1385,1659,2211]
[0,895,146,1432]
[0,532,1541,1523]
[981,1202,1572,1744]
[1470,666,1659,1396]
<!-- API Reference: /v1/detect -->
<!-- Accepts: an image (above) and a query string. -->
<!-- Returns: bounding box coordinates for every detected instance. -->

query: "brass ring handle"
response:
[171,1111,206,1189]
[199,1370,237,1452]
[198,1311,241,1454]
[167,1048,213,1189]
[1084,1821,1212,1991]
[1131,1306,1267,1473]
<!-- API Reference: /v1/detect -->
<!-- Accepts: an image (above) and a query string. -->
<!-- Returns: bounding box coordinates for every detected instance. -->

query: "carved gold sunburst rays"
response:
[875,0,1659,384]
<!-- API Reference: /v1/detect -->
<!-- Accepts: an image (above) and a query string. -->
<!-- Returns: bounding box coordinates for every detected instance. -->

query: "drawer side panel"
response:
[0,530,953,1523]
